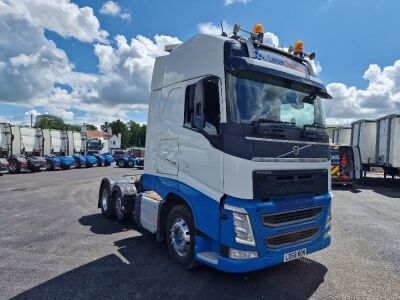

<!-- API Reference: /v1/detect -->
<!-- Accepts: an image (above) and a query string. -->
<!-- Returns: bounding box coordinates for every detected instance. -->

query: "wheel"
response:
[114,190,129,221]
[127,160,134,168]
[46,160,53,171]
[166,205,197,269]
[118,160,126,168]
[9,161,20,174]
[100,183,115,218]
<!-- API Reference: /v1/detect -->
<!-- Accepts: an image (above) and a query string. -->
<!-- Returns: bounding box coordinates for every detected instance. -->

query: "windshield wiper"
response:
[251,119,293,125]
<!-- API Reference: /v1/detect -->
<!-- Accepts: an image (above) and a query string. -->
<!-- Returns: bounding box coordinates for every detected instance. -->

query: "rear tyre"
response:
[9,161,20,174]
[100,183,115,218]
[46,160,53,171]
[166,205,197,269]
[114,190,129,221]
[118,160,126,168]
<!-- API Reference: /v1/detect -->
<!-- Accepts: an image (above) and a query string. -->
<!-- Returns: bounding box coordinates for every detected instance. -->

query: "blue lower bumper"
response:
[199,236,331,273]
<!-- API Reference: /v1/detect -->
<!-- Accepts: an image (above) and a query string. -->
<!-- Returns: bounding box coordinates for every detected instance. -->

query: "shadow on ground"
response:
[333,177,400,198]
[13,214,328,300]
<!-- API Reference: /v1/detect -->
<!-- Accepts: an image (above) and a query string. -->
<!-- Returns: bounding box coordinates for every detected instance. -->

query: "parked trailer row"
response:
[0,123,114,175]
[351,114,400,178]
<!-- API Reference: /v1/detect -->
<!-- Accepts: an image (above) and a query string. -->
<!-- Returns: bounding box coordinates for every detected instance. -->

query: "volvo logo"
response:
[292,146,300,156]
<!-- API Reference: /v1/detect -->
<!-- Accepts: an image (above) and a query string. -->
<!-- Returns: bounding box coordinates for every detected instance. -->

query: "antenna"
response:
[221,21,228,37]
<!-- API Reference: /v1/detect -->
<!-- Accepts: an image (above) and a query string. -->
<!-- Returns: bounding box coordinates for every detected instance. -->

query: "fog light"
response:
[229,248,258,259]
[324,230,330,239]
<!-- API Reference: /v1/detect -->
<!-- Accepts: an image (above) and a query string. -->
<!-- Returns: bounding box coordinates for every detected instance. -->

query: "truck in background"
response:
[86,138,113,166]
[351,119,377,177]
[0,124,46,173]
[332,127,351,146]
[330,145,361,185]
[0,157,9,175]
[42,129,74,170]
[97,24,333,273]
[376,114,400,179]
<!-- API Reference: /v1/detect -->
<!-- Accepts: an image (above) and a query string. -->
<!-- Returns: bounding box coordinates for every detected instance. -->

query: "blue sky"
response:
[1,0,400,126]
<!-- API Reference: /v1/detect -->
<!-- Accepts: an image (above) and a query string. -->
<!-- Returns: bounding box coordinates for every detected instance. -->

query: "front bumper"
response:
[199,192,332,273]
[0,166,9,174]
[200,235,331,273]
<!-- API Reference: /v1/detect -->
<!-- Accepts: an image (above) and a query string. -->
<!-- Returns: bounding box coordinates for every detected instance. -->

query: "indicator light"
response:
[253,23,263,33]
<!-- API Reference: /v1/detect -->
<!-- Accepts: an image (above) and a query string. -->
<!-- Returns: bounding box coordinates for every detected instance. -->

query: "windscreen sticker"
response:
[254,49,309,74]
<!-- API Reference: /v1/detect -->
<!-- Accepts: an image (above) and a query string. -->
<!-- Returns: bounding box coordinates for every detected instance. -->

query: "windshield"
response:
[226,71,326,129]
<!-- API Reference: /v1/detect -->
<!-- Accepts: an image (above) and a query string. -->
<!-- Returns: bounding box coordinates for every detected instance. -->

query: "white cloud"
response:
[197,21,231,35]
[197,21,279,47]
[325,60,400,124]
[92,34,182,105]
[224,0,251,6]
[100,1,131,22]
[0,1,181,126]
[1,0,108,43]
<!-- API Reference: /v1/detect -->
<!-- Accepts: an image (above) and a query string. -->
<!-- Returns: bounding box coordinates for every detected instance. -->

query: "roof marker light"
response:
[294,41,304,54]
[253,23,263,33]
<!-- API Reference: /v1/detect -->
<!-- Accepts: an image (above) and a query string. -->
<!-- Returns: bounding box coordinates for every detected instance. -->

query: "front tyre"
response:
[100,183,115,218]
[127,160,134,168]
[166,205,197,269]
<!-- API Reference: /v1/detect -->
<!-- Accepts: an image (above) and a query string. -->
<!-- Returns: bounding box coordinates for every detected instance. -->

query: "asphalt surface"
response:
[0,167,399,299]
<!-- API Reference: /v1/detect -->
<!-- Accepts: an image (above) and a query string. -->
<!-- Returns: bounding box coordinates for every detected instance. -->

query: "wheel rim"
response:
[119,161,125,167]
[101,189,108,211]
[10,163,16,172]
[128,161,133,167]
[170,218,191,257]
[115,196,123,218]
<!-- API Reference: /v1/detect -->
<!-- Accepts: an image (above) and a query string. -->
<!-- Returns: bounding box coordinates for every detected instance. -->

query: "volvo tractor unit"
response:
[0,124,46,173]
[98,24,333,273]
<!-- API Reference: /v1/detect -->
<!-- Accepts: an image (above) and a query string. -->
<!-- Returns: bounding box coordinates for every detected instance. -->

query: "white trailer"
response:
[332,127,351,145]
[65,131,83,155]
[42,129,62,155]
[376,114,400,178]
[351,119,377,172]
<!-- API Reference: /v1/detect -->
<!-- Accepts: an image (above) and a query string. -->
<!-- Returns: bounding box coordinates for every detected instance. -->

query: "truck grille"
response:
[262,207,322,227]
[266,227,319,248]
[253,169,328,199]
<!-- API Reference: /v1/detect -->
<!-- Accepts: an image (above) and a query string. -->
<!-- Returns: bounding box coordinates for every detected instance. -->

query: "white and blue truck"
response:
[98,24,332,273]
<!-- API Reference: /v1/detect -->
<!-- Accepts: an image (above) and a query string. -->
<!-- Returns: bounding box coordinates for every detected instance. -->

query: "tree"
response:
[138,124,147,147]
[108,119,130,148]
[34,114,66,130]
[84,124,98,131]
[127,121,141,146]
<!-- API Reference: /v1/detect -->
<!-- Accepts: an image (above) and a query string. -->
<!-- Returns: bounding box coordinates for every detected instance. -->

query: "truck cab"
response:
[99,24,333,273]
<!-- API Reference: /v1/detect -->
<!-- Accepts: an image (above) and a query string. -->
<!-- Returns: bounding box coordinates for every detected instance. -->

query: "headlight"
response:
[232,211,256,246]
[325,206,331,229]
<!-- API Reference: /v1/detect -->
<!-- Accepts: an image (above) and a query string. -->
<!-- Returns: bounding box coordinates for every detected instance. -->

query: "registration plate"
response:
[283,248,307,262]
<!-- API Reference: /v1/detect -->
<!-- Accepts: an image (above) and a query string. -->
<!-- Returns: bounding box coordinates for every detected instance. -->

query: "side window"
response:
[184,76,220,136]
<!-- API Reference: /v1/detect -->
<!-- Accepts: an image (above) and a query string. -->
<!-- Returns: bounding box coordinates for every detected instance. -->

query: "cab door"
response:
[178,76,223,194]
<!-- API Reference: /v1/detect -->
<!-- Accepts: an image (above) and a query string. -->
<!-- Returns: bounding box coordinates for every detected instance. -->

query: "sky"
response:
[0,0,400,127]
